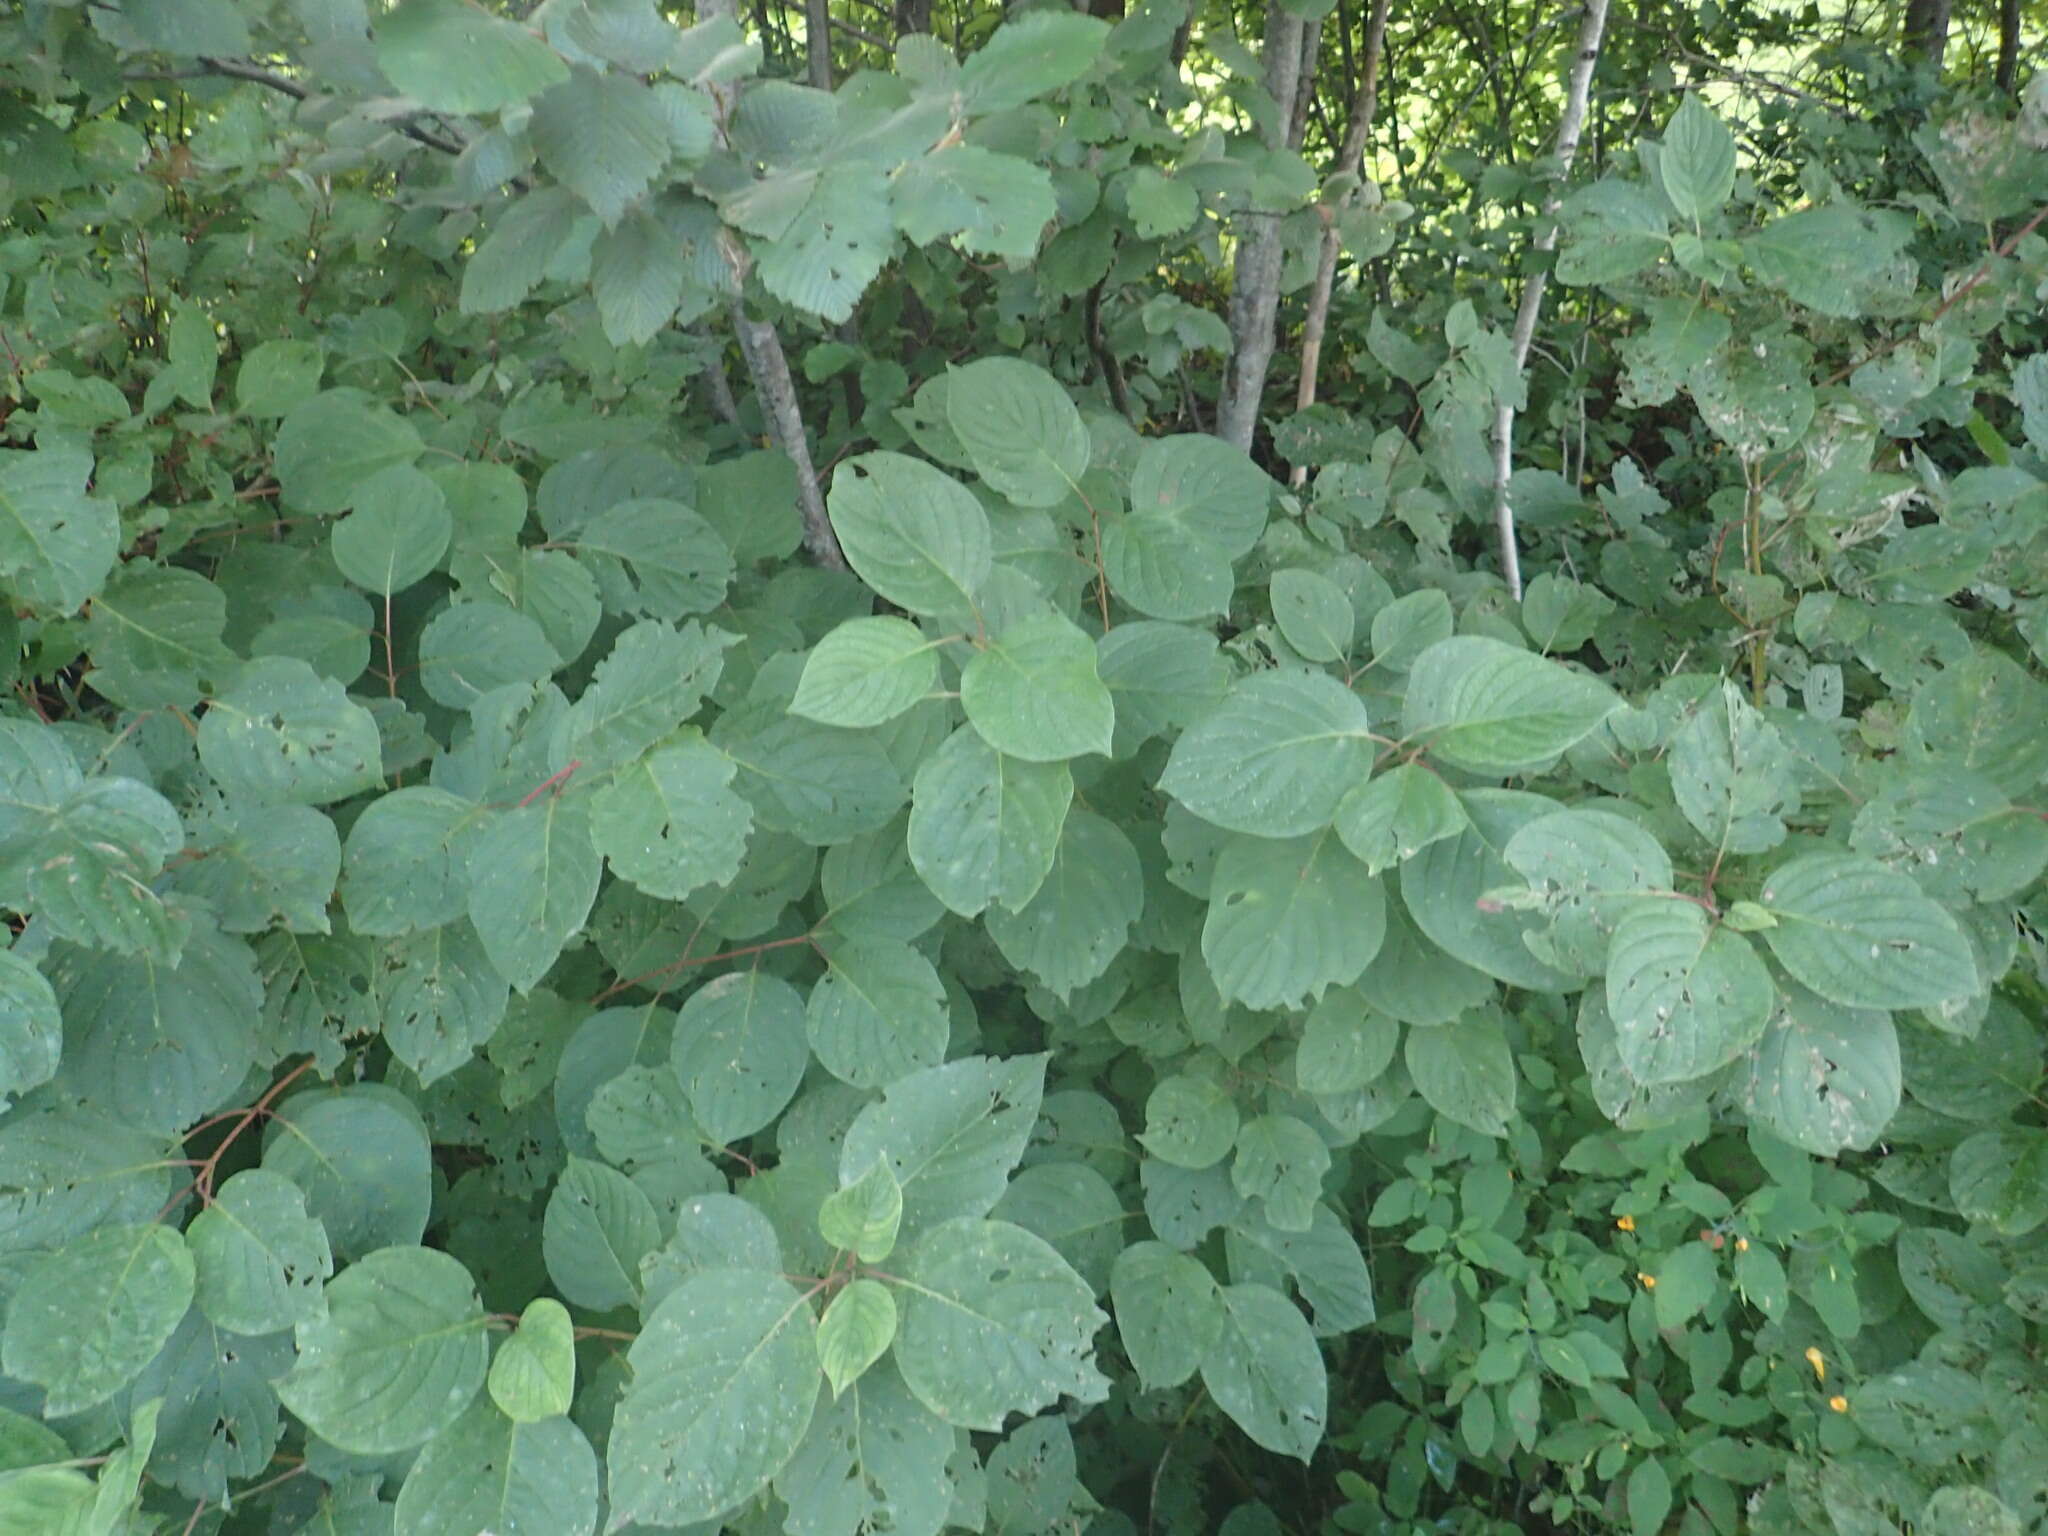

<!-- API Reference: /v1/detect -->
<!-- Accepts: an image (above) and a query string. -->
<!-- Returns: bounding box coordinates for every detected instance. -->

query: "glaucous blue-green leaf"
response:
[0,1109,172,1257]
[642,1192,783,1315]
[263,1085,433,1261]
[279,1247,489,1454]
[490,1298,576,1423]
[1368,589,1454,671]
[590,204,689,347]
[1333,762,1468,874]
[817,818,946,943]
[1295,989,1399,1094]
[907,725,1071,916]
[959,10,1110,112]
[375,0,567,112]
[890,144,1057,260]
[793,618,940,728]
[983,808,1141,998]
[1504,807,1674,977]
[961,612,1114,762]
[608,1269,819,1527]
[1900,647,2048,797]
[726,715,907,845]
[755,165,895,322]
[571,498,734,619]
[591,736,750,902]
[1399,789,1577,991]
[827,451,992,619]
[330,463,450,596]
[1111,1241,1224,1391]
[839,1054,1046,1240]
[274,389,425,515]
[460,186,583,314]
[894,1217,1108,1430]
[48,923,260,1135]
[1605,902,1773,1084]
[1401,636,1620,777]
[1202,830,1383,1010]
[187,1169,333,1335]
[806,936,950,1090]
[530,67,672,225]
[1125,165,1200,237]
[944,358,1089,507]
[1,1224,193,1416]
[585,1064,701,1172]
[394,1399,598,1536]
[1555,179,1670,285]
[1850,767,2048,906]
[83,564,233,710]
[1225,1202,1377,1337]
[1658,97,1737,220]
[773,1360,953,1536]
[0,445,118,615]
[417,602,561,710]
[465,796,601,993]
[820,1157,904,1264]
[1741,984,1900,1154]
[556,619,729,774]
[673,970,808,1142]
[986,1416,1084,1533]
[379,919,510,1084]
[137,1311,289,1505]
[0,772,185,959]
[1141,1072,1239,1168]
[817,1278,897,1399]
[234,338,324,417]
[1200,1282,1327,1462]
[1270,568,1353,662]
[1158,668,1374,838]
[1095,620,1229,754]
[1949,1128,2048,1238]
[543,1156,662,1312]
[1104,434,1271,619]
[0,950,59,1108]
[1668,680,1796,854]
[989,1161,1124,1293]
[1230,1115,1330,1233]
[182,800,339,935]
[1405,1015,1518,1137]
[1759,852,1979,1011]
[198,657,382,806]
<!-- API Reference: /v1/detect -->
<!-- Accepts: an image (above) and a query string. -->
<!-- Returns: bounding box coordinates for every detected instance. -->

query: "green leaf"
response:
[607,1269,819,1527]
[417,602,562,709]
[820,1157,903,1263]
[1555,180,1670,285]
[198,657,383,806]
[945,358,1090,507]
[1503,807,1674,977]
[0,765,185,959]
[1669,681,1796,854]
[1405,1015,1517,1137]
[591,736,752,902]
[1334,763,1469,874]
[1739,983,1899,1156]
[839,1054,1046,1241]
[1650,1241,1719,1329]
[960,11,1110,112]
[817,1279,897,1399]
[279,1247,489,1454]
[466,797,602,993]
[183,800,341,935]
[793,618,940,728]
[673,970,808,1141]
[1,1224,194,1416]
[139,1312,286,1505]
[1104,435,1271,620]
[375,0,568,112]
[461,188,584,314]
[772,1361,953,1536]
[893,1217,1109,1430]
[1202,831,1384,1011]
[1295,990,1399,1094]
[1399,789,1577,991]
[0,1109,172,1257]
[262,1085,433,1261]
[1627,1456,1674,1536]
[0,950,60,1108]
[908,725,1072,917]
[273,389,425,516]
[489,1298,577,1423]
[1200,1282,1327,1462]
[530,67,672,225]
[1224,1202,1377,1336]
[1270,568,1353,663]
[1659,97,1737,220]
[187,1169,333,1335]
[890,146,1057,260]
[0,445,117,614]
[1126,165,1200,237]
[379,920,510,1084]
[1158,668,1375,838]
[1096,620,1230,754]
[1759,852,1979,1011]
[755,166,896,322]
[589,206,688,346]
[726,715,907,845]
[83,564,233,710]
[1605,902,1773,1084]
[330,464,451,596]
[1401,637,1620,777]
[558,619,730,773]
[543,1155,662,1311]
[395,1400,598,1536]
[961,612,1115,762]
[984,810,1143,999]
[1232,1115,1331,1232]
[235,339,324,418]
[806,936,950,1089]
[572,497,734,619]
[1111,1241,1224,1390]
[1948,1127,2048,1237]
[1141,1072,1240,1168]
[826,452,992,619]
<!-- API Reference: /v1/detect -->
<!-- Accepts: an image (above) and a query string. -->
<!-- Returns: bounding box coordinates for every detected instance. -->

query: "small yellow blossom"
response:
[1804,1347,1826,1384]
[1638,1272,1656,1288]
[1735,1236,1749,1252]
[1828,1395,1848,1413]
[1616,1215,1636,1232]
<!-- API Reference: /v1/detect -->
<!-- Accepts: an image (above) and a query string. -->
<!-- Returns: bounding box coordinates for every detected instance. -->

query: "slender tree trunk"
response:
[1289,0,1393,487]
[807,0,832,87]
[1488,0,1609,599]
[1216,0,1310,453]
[1902,0,1950,69]
[1994,0,2019,92]
[894,0,933,37]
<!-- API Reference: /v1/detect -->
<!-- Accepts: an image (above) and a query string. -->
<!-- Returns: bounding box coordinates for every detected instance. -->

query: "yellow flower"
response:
[1735,1236,1749,1252]
[1804,1346,1826,1383]
[1828,1395,1848,1413]
[1638,1272,1656,1289]
[1616,1215,1636,1232]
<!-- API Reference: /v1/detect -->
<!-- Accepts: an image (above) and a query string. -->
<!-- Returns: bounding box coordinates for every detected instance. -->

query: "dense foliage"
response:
[0,0,2044,1530]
